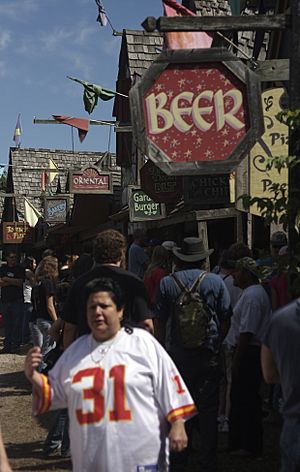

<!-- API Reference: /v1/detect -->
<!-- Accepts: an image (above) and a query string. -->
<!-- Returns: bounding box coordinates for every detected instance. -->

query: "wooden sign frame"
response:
[130,48,264,176]
[128,186,166,222]
[3,222,35,244]
[70,165,113,194]
[44,196,70,223]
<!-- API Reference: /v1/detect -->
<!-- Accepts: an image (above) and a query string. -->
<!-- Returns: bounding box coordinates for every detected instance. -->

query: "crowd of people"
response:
[0,228,298,471]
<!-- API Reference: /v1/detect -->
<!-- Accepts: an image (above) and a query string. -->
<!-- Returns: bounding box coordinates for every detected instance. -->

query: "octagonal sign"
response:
[130,48,263,175]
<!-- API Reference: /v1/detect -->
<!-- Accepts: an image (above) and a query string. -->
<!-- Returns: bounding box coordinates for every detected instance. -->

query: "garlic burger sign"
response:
[130,48,263,175]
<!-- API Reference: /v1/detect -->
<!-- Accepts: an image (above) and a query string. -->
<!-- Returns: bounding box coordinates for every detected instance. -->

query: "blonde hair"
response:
[144,245,169,278]
[35,256,59,281]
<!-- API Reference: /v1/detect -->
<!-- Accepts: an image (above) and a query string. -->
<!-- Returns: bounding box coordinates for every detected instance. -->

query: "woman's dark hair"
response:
[22,256,36,271]
[84,277,125,311]
[84,277,133,333]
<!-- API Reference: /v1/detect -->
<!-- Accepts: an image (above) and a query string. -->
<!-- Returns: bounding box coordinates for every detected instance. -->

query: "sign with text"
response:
[44,197,69,223]
[249,88,288,216]
[70,166,113,194]
[130,48,263,175]
[3,222,34,244]
[140,160,182,203]
[184,174,231,207]
[128,187,166,222]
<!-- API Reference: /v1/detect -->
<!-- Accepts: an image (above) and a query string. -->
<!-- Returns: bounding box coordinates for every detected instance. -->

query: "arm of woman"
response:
[24,347,44,390]
[46,295,58,323]
[0,429,12,472]
[168,418,188,452]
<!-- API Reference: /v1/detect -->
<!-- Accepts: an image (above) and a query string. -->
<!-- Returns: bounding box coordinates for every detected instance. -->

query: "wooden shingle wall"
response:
[7,147,121,220]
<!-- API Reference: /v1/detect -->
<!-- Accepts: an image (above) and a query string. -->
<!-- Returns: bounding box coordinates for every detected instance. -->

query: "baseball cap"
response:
[162,240,177,251]
[235,257,261,279]
[270,231,287,248]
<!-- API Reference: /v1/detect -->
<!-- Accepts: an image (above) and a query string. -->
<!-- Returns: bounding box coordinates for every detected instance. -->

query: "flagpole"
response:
[71,127,75,153]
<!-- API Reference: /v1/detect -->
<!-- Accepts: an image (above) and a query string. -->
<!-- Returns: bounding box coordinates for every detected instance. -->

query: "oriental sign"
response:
[3,222,34,244]
[44,197,69,223]
[70,166,113,194]
[130,48,263,175]
[128,187,166,222]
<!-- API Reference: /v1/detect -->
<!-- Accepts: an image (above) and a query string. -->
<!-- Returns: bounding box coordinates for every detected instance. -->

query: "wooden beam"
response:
[142,15,290,33]
[255,59,289,82]
[33,119,132,133]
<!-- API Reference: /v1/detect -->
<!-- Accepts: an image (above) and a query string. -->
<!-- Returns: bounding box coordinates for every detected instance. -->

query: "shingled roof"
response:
[122,30,163,80]
[3,147,121,221]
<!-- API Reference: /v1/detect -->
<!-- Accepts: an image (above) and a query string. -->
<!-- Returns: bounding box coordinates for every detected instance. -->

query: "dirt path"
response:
[0,333,281,472]
[0,337,71,472]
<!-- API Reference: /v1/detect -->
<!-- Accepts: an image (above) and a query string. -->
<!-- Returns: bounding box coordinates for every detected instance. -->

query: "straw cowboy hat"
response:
[172,237,214,262]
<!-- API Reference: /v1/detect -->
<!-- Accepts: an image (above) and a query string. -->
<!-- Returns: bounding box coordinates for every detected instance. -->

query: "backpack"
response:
[171,272,212,349]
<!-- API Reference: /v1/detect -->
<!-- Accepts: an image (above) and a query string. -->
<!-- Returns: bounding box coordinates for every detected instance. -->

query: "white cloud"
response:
[41,22,96,51]
[0,0,38,20]
[0,31,11,49]
[0,60,8,77]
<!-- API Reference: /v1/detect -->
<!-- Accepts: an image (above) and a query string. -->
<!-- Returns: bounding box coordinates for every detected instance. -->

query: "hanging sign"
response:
[130,48,263,175]
[128,187,166,222]
[184,174,231,207]
[249,88,288,216]
[3,223,34,244]
[140,160,182,203]
[70,166,113,194]
[44,197,69,223]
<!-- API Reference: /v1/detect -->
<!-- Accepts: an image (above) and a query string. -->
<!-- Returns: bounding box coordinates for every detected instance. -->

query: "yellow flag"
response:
[48,158,58,184]
[24,198,42,227]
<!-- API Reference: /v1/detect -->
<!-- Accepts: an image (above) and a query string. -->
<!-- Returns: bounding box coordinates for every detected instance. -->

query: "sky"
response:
[0,0,164,171]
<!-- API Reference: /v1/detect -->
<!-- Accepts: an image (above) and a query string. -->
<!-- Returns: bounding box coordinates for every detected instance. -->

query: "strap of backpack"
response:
[190,271,207,293]
[171,273,188,293]
[171,271,206,294]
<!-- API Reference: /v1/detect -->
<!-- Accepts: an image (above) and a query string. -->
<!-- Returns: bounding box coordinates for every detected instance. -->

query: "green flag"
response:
[67,76,116,114]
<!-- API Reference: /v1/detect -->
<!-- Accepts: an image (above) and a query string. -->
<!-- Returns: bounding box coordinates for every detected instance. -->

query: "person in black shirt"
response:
[62,229,154,349]
[0,251,25,354]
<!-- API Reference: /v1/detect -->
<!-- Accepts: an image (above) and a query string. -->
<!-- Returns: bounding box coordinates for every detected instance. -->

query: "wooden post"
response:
[197,221,210,270]
[288,0,300,297]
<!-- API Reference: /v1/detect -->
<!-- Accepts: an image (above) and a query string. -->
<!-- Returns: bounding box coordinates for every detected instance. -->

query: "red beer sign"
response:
[130,49,263,175]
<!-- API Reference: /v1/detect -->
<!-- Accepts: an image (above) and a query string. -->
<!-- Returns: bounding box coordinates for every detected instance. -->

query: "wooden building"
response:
[1,147,121,254]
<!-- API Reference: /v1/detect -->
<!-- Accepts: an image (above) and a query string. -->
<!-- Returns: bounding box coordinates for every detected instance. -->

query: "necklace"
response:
[90,331,120,365]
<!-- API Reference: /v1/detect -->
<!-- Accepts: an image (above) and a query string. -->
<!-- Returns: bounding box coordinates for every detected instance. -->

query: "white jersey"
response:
[35,328,196,472]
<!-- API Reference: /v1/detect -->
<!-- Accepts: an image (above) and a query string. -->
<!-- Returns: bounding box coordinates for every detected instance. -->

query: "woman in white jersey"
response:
[25,277,196,472]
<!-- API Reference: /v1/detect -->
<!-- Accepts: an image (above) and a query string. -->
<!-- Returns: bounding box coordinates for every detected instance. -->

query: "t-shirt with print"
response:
[0,264,25,303]
[31,277,57,322]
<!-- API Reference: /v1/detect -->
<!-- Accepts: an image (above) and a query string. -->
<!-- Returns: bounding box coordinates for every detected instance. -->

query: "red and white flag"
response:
[162,0,213,50]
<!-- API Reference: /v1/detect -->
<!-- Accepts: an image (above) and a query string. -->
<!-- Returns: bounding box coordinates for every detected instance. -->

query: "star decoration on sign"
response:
[191,129,197,137]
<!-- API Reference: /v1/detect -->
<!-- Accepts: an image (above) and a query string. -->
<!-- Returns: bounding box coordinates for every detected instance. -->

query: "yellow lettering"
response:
[214,89,245,131]
[145,93,173,134]
[192,91,214,131]
[170,91,193,132]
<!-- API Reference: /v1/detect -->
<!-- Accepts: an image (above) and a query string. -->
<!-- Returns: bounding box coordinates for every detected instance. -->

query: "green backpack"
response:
[171,272,211,349]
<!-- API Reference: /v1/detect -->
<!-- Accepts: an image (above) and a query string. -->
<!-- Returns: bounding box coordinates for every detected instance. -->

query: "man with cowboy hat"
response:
[155,237,232,472]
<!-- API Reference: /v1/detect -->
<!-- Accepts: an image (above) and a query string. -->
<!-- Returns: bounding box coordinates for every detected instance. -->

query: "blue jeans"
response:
[280,417,300,472]
[1,299,24,351]
[36,318,55,372]
[44,409,70,455]
[22,302,33,344]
